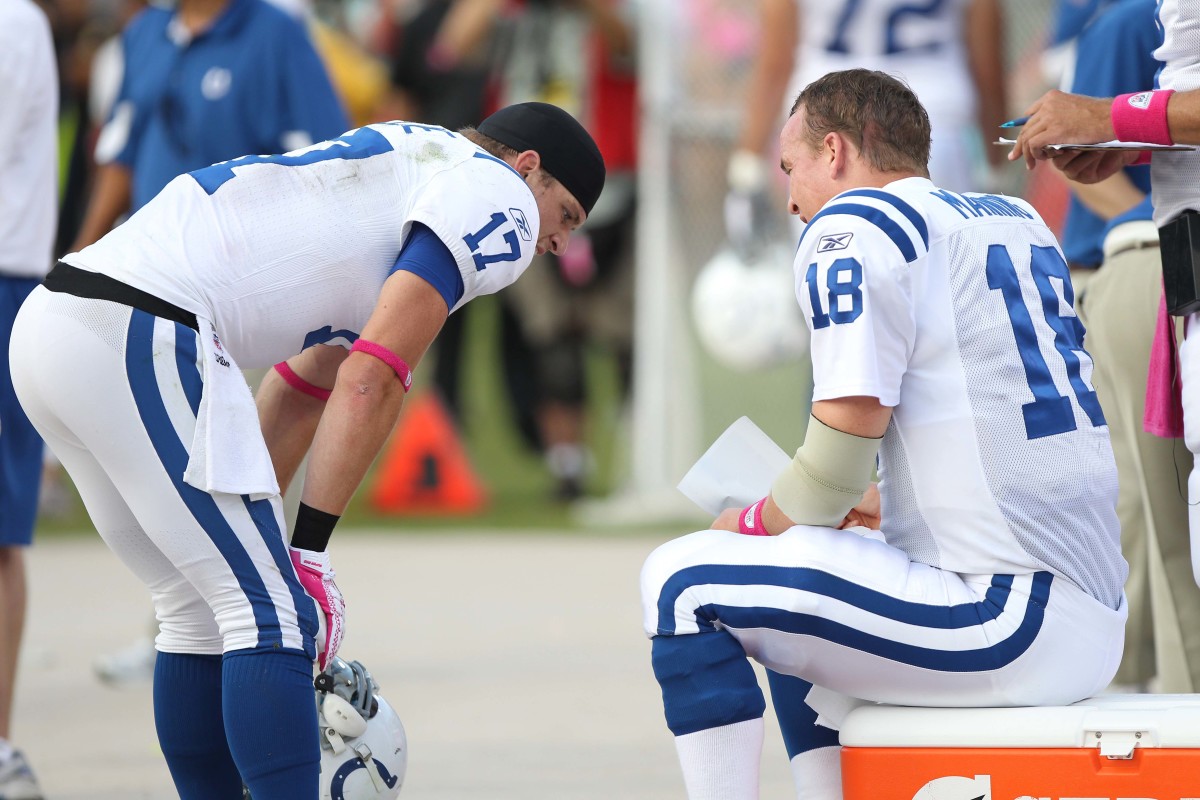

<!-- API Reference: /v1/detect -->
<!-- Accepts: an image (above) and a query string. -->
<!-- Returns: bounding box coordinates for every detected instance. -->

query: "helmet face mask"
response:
[318,657,380,719]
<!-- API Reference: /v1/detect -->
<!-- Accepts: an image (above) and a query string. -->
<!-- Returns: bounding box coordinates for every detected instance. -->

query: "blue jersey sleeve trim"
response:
[472,150,523,179]
[389,222,465,311]
[798,203,921,263]
[836,189,930,248]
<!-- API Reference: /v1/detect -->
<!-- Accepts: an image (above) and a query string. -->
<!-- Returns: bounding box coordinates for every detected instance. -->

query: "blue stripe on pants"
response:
[660,564,1052,672]
[242,496,318,659]
[658,565,1016,634]
[124,310,282,648]
[174,321,202,417]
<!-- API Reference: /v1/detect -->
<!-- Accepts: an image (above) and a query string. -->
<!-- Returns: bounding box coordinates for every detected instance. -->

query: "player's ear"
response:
[825,131,848,178]
[513,149,542,177]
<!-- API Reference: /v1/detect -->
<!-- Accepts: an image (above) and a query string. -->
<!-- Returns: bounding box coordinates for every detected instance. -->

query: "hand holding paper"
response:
[676,416,791,516]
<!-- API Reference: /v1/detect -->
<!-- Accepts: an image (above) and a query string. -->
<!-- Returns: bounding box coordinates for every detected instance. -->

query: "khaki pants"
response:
[1077,226,1200,692]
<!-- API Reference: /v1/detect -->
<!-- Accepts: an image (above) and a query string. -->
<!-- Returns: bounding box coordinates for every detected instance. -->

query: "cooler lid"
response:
[839,695,1200,752]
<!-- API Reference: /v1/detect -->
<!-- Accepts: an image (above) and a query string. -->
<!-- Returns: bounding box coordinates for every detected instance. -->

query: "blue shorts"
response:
[0,276,45,546]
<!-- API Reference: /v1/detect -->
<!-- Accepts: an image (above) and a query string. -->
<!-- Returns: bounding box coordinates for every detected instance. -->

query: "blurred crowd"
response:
[33,0,639,510]
[6,1,1200,797]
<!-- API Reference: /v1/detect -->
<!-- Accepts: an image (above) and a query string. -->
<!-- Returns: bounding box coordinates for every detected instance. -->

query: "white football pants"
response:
[11,287,317,656]
[642,525,1126,708]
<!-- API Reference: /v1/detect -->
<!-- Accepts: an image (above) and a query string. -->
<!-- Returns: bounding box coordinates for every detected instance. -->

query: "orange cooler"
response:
[840,695,1200,800]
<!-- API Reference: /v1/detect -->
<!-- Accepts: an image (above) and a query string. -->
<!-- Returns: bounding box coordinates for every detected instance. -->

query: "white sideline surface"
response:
[15,531,793,799]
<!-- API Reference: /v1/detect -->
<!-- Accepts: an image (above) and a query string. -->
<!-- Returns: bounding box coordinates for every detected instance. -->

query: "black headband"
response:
[477,102,606,216]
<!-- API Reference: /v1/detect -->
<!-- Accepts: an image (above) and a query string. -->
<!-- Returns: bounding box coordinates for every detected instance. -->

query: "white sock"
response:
[674,717,764,800]
[789,745,842,800]
[545,443,587,479]
[0,738,13,763]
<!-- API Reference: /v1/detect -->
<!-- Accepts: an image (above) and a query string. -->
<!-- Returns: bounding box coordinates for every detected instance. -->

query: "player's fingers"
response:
[711,507,741,533]
[1008,133,1024,163]
[1049,150,1083,173]
[1021,91,1048,119]
[1010,126,1039,165]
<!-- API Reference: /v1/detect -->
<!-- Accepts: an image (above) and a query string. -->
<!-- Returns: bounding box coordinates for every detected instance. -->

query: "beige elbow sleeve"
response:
[770,415,882,527]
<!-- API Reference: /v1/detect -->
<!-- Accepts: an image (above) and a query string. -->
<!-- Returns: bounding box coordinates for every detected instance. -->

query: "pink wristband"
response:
[350,338,413,392]
[737,497,771,536]
[1111,90,1175,146]
[274,361,331,402]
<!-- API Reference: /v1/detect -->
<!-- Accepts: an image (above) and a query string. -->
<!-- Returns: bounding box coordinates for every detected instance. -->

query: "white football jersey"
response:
[795,177,1126,608]
[0,0,58,277]
[63,123,541,368]
[1152,0,1200,226]
[789,0,973,124]
[788,0,976,190]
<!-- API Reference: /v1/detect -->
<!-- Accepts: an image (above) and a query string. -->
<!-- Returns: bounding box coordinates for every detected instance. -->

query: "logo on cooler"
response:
[912,775,989,800]
[911,774,1195,800]
[1128,92,1153,110]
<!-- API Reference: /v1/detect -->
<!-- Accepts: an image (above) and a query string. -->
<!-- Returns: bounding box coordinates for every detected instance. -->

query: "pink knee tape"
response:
[349,339,413,392]
[274,361,331,402]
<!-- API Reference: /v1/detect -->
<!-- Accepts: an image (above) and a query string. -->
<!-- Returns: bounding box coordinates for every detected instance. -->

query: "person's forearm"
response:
[1168,89,1200,144]
[966,0,1006,166]
[257,368,327,496]
[300,355,407,516]
[735,0,798,155]
[433,0,503,64]
[1069,170,1145,219]
[72,163,132,252]
[581,0,633,57]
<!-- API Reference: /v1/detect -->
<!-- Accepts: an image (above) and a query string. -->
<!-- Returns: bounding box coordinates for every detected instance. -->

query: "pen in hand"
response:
[1000,116,1030,128]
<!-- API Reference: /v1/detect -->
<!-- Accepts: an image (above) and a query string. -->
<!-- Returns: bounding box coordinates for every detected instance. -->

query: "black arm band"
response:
[290,502,341,552]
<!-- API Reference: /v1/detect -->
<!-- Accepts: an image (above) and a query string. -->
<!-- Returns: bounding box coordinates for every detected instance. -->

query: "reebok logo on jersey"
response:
[817,232,854,252]
[1129,92,1153,110]
[510,208,532,241]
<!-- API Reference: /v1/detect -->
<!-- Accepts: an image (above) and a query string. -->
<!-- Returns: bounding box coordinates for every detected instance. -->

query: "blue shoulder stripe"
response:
[472,150,522,179]
[837,189,929,248]
[798,203,921,263]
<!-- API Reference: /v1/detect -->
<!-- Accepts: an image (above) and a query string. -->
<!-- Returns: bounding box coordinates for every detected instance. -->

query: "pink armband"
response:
[1111,90,1175,146]
[274,361,331,402]
[350,338,413,392]
[738,497,771,536]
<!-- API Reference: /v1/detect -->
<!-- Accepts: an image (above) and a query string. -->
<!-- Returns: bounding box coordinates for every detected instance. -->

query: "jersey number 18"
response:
[987,243,1105,440]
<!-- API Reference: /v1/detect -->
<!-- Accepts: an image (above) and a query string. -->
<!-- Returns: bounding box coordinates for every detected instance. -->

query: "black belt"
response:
[1108,239,1160,260]
[44,262,199,331]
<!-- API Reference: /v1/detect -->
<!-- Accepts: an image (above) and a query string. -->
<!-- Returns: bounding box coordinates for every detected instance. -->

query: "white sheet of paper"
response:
[676,416,791,516]
[995,137,1195,152]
